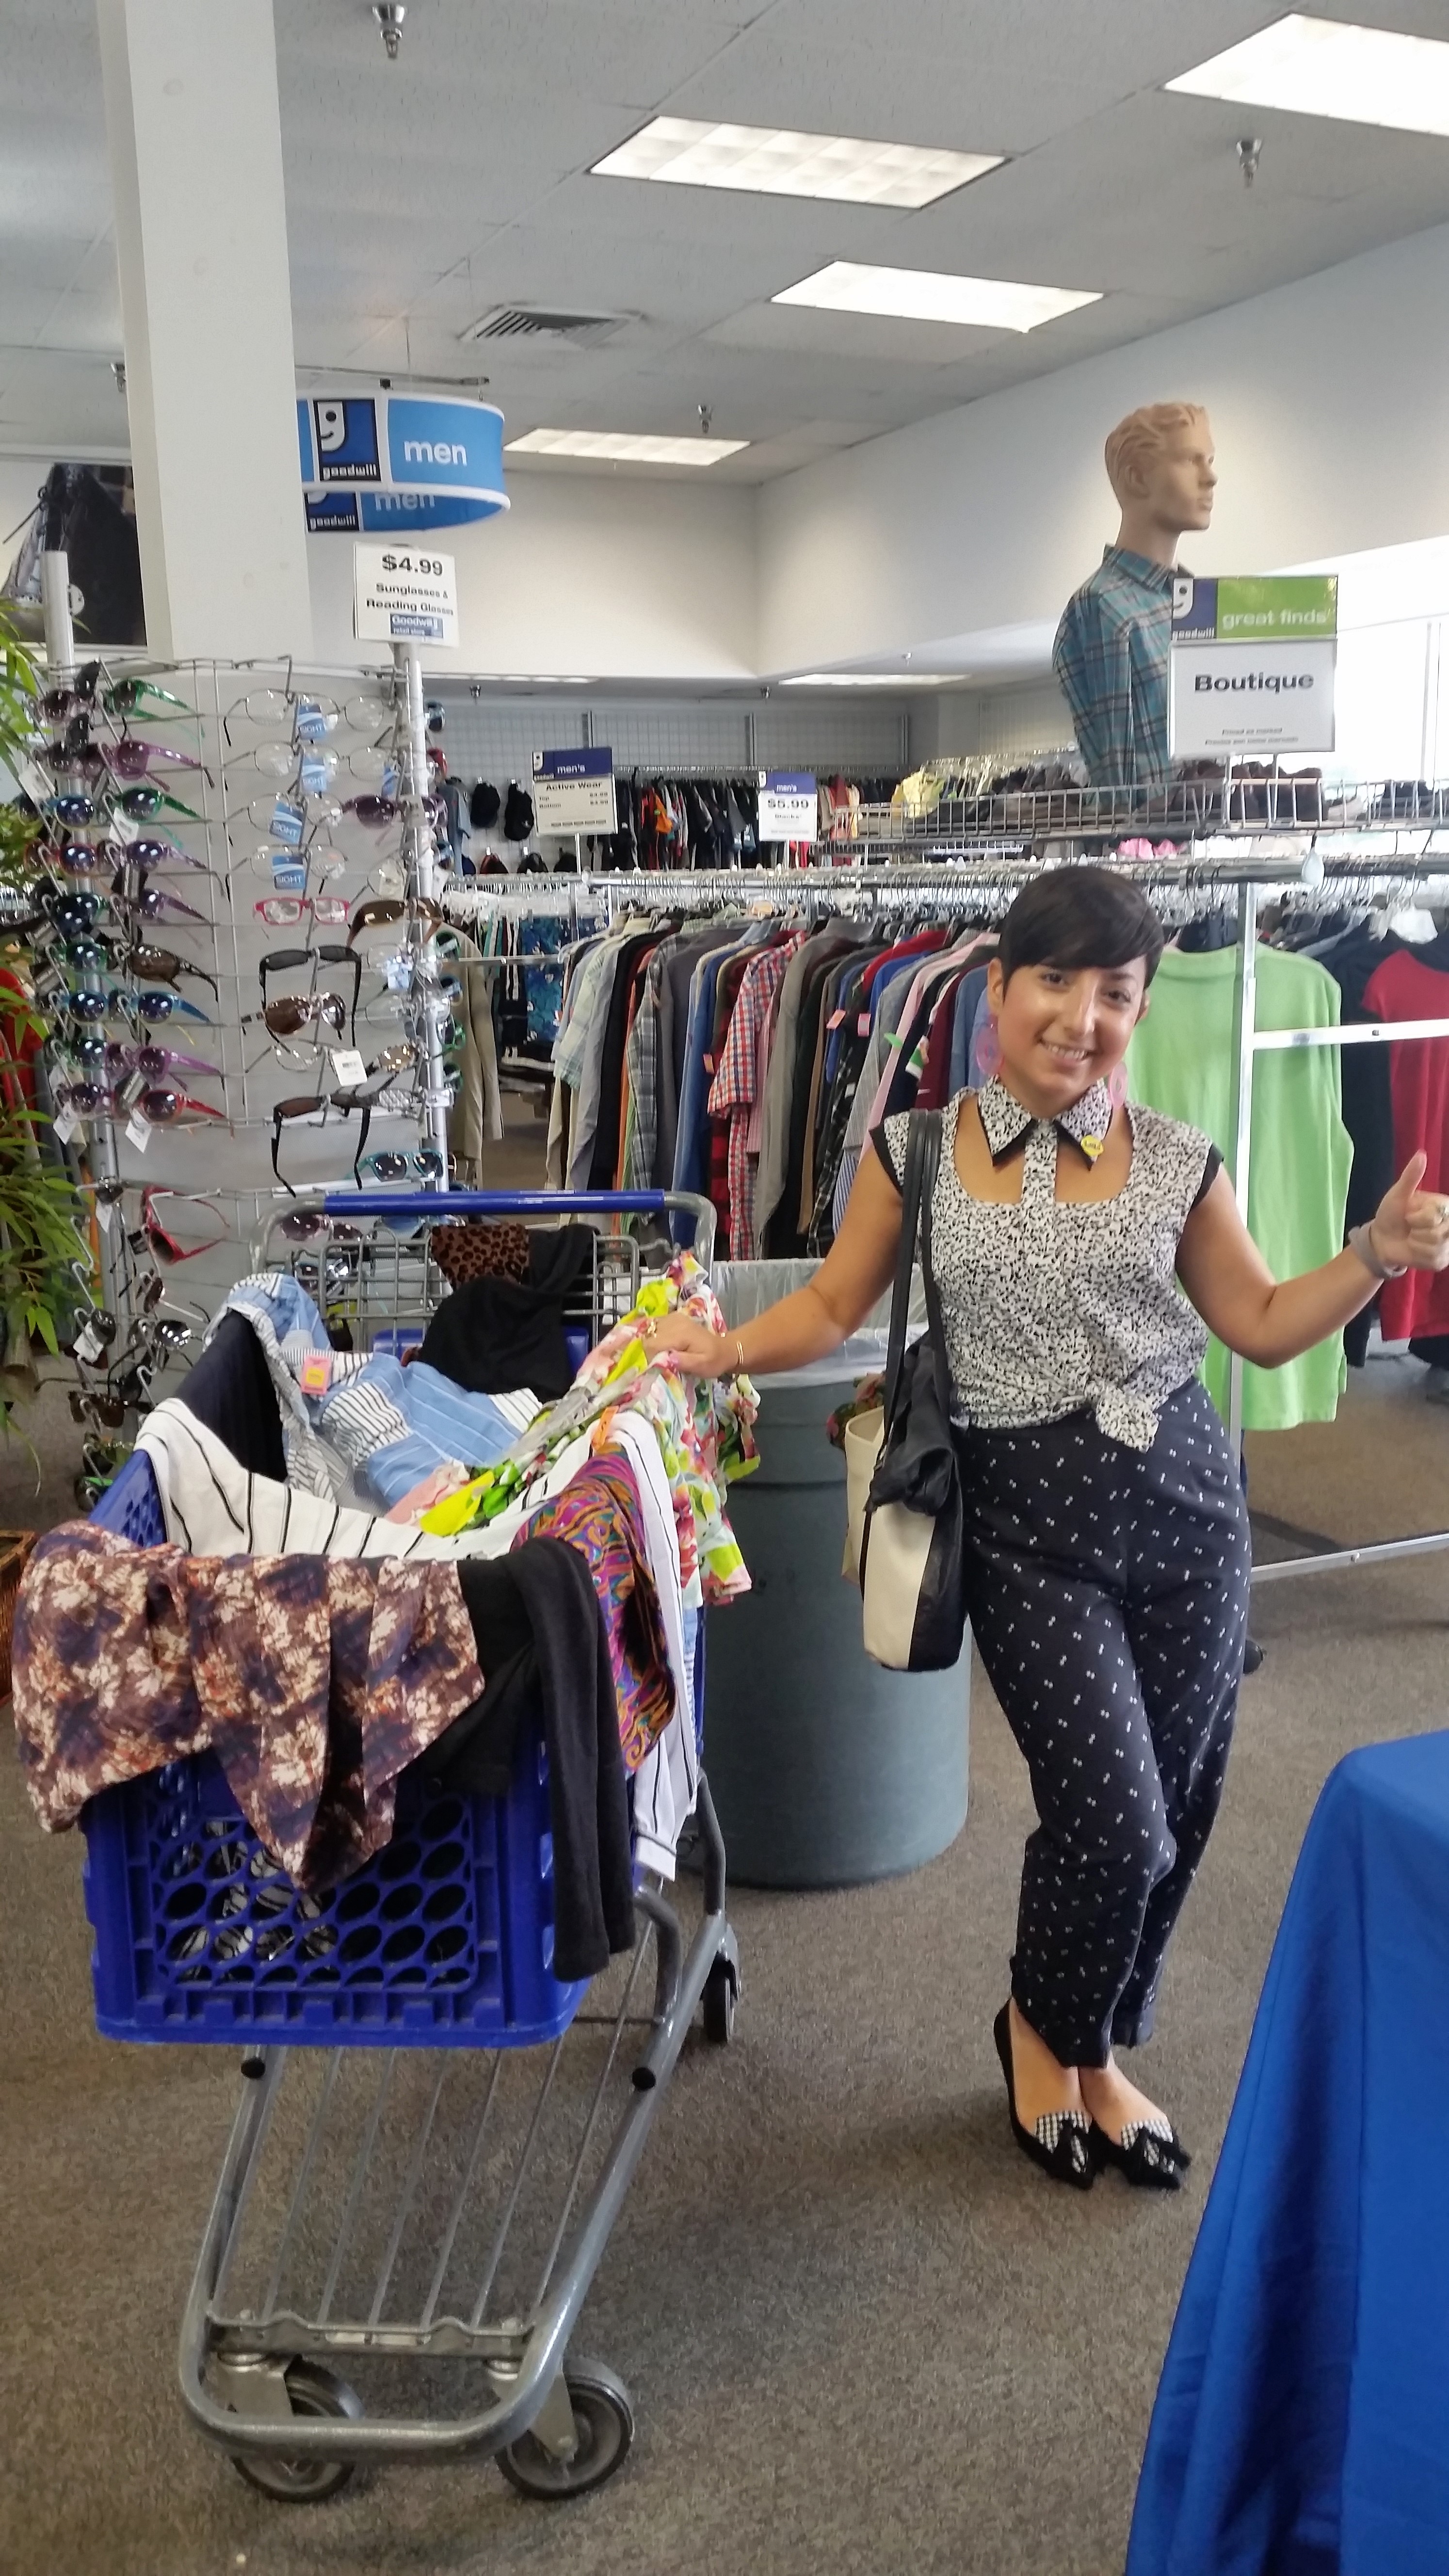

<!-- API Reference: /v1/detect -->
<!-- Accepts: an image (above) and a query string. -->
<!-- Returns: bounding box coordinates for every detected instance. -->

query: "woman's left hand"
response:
[1369,1152,1449,1272]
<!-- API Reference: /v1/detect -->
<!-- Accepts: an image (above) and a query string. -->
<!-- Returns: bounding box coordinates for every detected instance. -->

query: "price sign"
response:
[1170,575,1337,758]
[531,747,616,835]
[354,543,458,646]
[330,1048,368,1088]
[758,771,817,844]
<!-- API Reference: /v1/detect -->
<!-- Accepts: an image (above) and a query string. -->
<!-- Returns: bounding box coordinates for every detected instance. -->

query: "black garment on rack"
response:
[418,1225,595,1400]
[424,1541,635,1981]
[176,1313,287,1481]
[1313,922,1405,1365]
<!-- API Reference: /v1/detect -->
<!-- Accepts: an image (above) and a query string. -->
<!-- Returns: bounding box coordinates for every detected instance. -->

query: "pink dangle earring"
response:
[973,1014,1002,1084]
[1108,1062,1129,1110]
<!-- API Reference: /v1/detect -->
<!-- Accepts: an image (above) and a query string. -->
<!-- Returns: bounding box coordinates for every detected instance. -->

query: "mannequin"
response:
[1053,402,1216,789]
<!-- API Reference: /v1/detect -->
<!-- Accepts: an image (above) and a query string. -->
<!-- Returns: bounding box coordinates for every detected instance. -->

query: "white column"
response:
[97,0,311,660]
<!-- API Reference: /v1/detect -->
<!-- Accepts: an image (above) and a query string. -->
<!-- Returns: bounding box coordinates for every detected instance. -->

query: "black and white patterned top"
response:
[875,1077,1221,1451]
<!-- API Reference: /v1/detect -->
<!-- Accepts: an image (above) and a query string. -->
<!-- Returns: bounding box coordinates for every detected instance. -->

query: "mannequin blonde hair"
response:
[1104,402,1209,503]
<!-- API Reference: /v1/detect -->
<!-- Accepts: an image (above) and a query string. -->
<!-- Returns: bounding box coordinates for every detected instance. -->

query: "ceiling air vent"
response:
[466,306,627,346]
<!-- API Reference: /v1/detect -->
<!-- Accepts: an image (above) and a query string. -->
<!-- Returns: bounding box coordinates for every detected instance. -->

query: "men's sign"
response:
[531,748,617,835]
[757,771,817,843]
[1170,576,1337,758]
[300,394,508,534]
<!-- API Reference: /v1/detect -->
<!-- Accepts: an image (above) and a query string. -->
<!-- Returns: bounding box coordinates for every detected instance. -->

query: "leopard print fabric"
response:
[429,1220,531,1289]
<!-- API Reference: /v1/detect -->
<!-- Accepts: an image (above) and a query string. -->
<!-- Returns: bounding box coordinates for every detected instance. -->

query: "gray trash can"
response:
[704,1378,969,1888]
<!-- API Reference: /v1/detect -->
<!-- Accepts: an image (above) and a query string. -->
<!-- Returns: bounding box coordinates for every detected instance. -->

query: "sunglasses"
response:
[56,1081,227,1127]
[48,730,208,780]
[339,794,399,827]
[347,896,443,947]
[257,945,361,1030]
[41,672,193,722]
[254,895,348,927]
[271,1088,373,1190]
[243,992,347,1060]
[38,878,209,935]
[57,988,211,1029]
[278,1210,365,1242]
[125,944,219,997]
[98,1041,223,1083]
[139,1189,229,1262]
[119,834,213,877]
[46,786,204,826]
[358,1148,445,1185]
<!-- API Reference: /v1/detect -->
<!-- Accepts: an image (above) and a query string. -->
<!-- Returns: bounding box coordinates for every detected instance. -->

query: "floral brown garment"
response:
[12,1522,484,1890]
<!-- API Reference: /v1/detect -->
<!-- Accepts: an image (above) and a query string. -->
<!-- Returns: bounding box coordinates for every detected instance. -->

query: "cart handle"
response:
[318,1187,717,1260]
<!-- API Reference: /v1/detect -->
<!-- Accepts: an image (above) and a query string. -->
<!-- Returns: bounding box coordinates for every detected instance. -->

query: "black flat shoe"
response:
[1092,2120,1192,2190]
[992,2005,1096,2191]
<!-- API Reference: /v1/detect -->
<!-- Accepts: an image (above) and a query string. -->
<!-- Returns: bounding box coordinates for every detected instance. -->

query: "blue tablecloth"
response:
[1128,1732,1449,2576]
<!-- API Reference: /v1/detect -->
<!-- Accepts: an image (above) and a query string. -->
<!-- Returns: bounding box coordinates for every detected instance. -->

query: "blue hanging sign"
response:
[299,393,509,533]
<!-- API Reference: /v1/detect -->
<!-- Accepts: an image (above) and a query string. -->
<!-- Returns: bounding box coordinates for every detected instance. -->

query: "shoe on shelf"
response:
[992,2005,1095,2191]
[1092,2119,1192,2191]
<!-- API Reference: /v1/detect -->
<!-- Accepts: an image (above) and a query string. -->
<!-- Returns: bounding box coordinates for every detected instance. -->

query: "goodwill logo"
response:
[298,393,509,532]
[1169,574,1337,758]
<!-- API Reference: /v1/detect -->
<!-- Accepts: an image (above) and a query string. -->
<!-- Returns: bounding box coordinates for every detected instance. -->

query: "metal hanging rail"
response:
[463,828,1449,1605]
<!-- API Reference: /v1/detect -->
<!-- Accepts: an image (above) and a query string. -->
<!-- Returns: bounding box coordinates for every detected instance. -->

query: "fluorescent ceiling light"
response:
[779,672,963,689]
[773,262,1100,333]
[1166,13,1449,137]
[506,428,747,467]
[592,116,1000,207]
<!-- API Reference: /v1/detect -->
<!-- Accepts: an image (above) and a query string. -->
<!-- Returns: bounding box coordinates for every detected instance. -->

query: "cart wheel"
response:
[497,2360,634,2500]
[229,2359,363,2504]
[702,1954,737,2045]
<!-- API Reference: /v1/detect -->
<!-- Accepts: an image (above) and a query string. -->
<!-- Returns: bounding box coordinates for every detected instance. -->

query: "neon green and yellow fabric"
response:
[1128,944,1352,1431]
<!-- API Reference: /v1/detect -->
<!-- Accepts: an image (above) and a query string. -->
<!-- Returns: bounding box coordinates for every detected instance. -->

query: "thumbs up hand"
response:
[1368,1152,1449,1272]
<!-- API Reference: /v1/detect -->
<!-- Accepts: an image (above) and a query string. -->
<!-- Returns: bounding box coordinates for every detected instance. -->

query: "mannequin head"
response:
[1104,402,1215,567]
[985,869,1161,1118]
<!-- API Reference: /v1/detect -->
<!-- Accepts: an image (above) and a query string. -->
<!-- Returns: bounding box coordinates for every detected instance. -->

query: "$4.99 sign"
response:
[354,542,458,646]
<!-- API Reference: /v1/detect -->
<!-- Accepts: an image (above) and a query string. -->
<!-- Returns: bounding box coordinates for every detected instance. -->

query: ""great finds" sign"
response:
[1170,575,1337,760]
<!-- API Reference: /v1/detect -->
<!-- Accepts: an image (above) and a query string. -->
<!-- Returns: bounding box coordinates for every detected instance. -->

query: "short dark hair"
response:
[998,866,1164,987]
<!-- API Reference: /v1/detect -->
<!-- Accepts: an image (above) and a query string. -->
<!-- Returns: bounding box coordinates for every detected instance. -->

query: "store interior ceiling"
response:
[2,2,1449,701]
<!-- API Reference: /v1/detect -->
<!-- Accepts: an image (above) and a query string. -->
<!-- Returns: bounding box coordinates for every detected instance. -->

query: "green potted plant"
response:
[0,609,93,1650]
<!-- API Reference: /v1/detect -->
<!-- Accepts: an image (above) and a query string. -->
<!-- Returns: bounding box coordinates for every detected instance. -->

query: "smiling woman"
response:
[645,863,1449,2195]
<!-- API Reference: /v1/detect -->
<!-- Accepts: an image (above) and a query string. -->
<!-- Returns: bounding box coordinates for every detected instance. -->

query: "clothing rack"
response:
[506,834,1449,1600]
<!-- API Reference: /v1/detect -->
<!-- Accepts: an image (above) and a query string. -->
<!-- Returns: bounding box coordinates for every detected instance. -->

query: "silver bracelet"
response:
[1349,1222,1406,1282]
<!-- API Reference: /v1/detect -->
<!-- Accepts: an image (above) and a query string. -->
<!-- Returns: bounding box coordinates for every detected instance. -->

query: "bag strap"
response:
[882,1108,941,1433]
[916,1110,955,1422]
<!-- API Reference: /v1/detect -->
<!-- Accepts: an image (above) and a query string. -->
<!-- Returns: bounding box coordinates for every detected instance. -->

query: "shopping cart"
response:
[79,1189,740,2503]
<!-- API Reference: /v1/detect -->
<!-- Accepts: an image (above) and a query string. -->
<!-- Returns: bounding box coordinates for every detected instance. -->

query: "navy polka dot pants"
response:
[955,1382,1250,2070]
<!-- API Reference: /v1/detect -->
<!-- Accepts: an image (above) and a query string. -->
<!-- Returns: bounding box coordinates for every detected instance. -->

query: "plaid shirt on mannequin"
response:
[1053,546,1179,790]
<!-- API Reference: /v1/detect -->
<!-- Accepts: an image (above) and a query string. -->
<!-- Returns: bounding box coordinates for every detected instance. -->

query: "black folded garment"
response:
[424,1541,634,1981]
[176,1311,286,1480]
[418,1224,595,1398]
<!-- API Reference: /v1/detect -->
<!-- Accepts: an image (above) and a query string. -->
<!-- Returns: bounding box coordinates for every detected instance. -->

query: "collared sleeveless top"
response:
[877,1077,1219,1452]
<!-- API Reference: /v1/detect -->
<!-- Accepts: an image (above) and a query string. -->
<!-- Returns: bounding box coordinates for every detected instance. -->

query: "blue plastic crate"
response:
[79,1454,588,2047]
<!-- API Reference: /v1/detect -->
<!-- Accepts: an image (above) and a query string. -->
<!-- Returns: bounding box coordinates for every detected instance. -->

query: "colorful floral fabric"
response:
[420,1251,757,1603]
[515,1454,674,1772]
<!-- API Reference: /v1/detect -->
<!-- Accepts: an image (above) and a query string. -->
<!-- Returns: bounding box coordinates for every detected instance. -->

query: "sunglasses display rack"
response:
[17,643,468,1479]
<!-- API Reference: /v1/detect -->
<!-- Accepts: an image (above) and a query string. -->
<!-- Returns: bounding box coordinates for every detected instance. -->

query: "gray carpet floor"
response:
[2,1353,1446,2576]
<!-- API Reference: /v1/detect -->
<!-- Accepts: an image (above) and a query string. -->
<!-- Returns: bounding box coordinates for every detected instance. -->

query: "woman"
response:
[648,869,1449,2191]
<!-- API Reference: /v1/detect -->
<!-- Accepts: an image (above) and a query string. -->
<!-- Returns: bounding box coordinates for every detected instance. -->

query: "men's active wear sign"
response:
[298,394,508,533]
[1169,575,1337,759]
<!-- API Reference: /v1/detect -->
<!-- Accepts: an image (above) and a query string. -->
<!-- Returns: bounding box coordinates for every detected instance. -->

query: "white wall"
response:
[303,468,758,684]
[757,218,1449,681]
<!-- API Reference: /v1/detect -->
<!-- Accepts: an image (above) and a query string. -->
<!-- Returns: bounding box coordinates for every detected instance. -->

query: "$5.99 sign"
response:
[354,542,458,646]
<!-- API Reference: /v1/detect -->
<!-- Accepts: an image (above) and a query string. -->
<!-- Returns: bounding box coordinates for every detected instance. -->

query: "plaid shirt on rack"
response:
[708,938,802,1258]
[1052,546,1178,790]
[623,946,665,1191]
